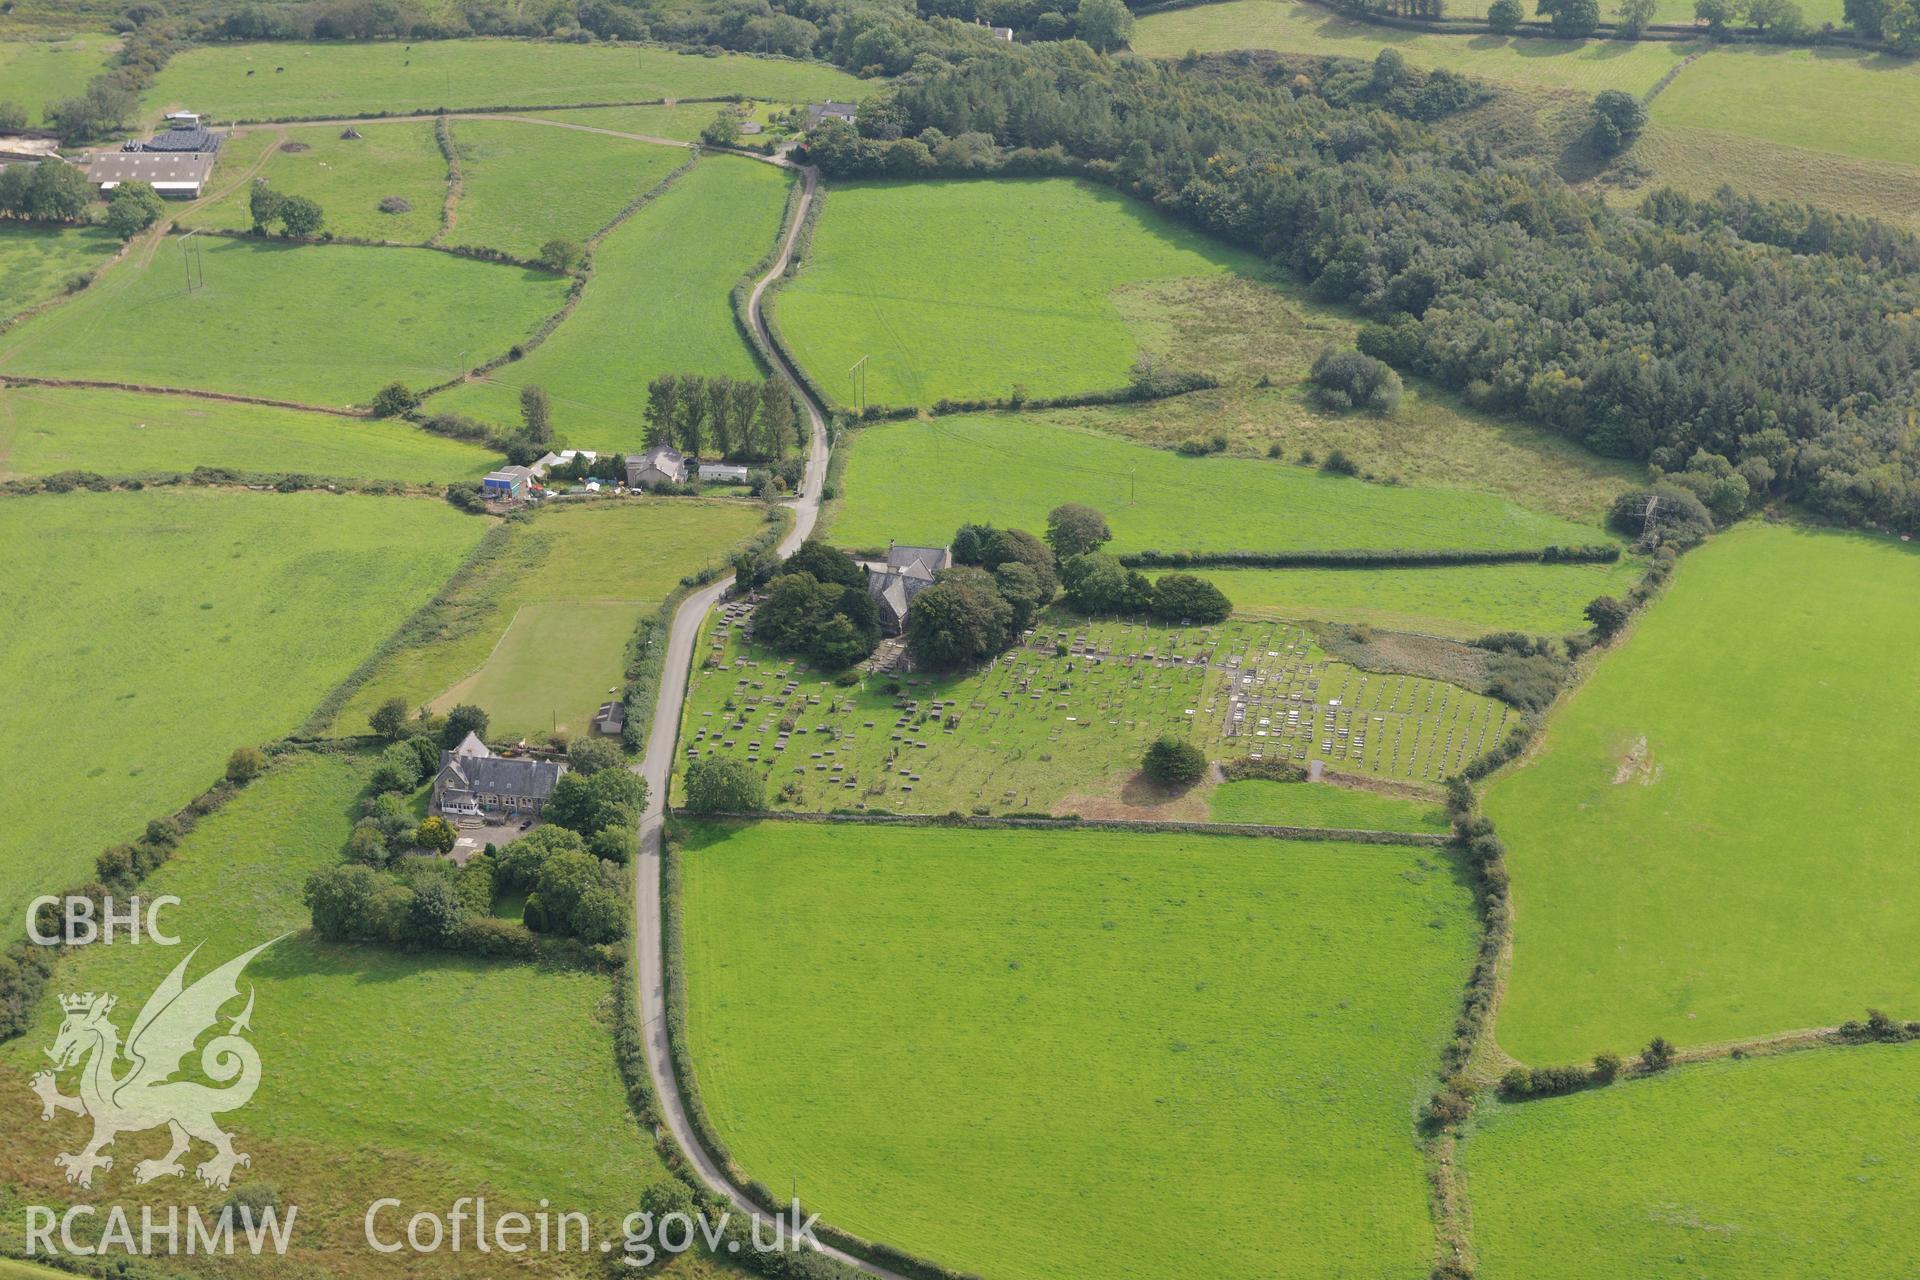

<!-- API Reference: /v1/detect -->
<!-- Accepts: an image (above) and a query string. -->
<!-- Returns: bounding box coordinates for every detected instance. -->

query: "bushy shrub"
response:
[1142,734,1206,788]
[1309,348,1403,414]
[682,756,766,814]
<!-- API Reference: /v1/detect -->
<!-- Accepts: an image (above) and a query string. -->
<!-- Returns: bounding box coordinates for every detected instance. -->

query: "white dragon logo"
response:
[29,938,281,1191]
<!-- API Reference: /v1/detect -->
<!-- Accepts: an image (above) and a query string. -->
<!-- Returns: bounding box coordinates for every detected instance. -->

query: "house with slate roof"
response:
[626,444,687,490]
[432,732,567,817]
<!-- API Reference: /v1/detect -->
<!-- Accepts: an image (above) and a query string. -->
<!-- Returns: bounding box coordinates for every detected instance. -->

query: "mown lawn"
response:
[0,489,483,935]
[1132,0,1699,95]
[677,819,1477,1280]
[146,39,864,121]
[1463,1044,1920,1278]
[0,223,120,324]
[447,119,688,259]
[331,498,766,740]
[430,156,787,450]
[677,613,1514,814]
[179,121,448,243]
[829,413,1611,555]
[0,752,674,1279]
[1486,524,1920,1063]
[1207,779,1451,831]
[774,177,1260,407]
[0,237,571,409]
[0,33,120,124]
[1189,559,1642,638]
[0,383,498,482]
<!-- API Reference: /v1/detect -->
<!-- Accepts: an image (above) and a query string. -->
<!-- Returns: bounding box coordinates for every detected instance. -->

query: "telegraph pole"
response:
[849,355,869,415]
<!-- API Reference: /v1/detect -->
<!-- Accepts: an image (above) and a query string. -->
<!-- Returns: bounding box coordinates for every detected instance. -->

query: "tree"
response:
[344,821,390,867]
[1614,0,1658,34]
[1142,734,1206,787]
[533,849,600,927]
[0,102,26,131]
[1584,595,1632,638]
[538,237,582,272]
[226,746,267,784]
[1844,0,1889,36]
[1642,1036,1676,1070]
[278,194,324,238]
[1309,348,1403,414]
[520,385,553,445]
[370,740,425,793]
[546,768,647,835]
[1884,0,1920,48]
[372,382,419,418]
[981,527,1057,598]
[1074,0,1135,50]
[993,561,1046,632]
[1694,0,1738,28]
[407,880,463,942]
[248,182,285,234]
[370,696,411,741]
[1588,89,1646,154]
[1045,503,1112,558]
[700,110,742,148]
[441,703,489,746]
[1061,552,1153,615]
[682,756,766,814]
[104,181,164,239]
[570,889,625,944]
[759,380,796,457]
[783,540,865,590]
[414,816,456,854]
[1488,0,1526,28]
[589,824,637,864]
[568,736,625,776]
[1150,574,1232,624]
[1591,1051,1623,1083]
[305,864,382,940]
[906,578,1013,669]
[1550,0,1600,33]
[23,159,91,222]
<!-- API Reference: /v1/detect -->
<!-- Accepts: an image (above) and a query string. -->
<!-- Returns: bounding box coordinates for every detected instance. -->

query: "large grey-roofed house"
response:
[804,101,858,130]
[626,444,688,489]
[866,543,952,636]
[432,732,567,817]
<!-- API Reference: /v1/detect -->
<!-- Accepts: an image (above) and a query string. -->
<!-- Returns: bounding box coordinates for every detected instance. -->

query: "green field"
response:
[333,499,765,740]
[679,612,1514,815]
[0,489,483,934]
[1624,121,1920,230]
[0,33,119,124]
[775,177,1261,407]
[0,224,120,325]
[1465,1044,1920,1278]
[1648,47,1920,172]
[0,752,670,1277]
[0,383,498,481]
[147,39,864,122]
[1189,560,1642,638]
[448,118,688,258]
[677,819,1476,1280]
[1132,0,1698,95]
[1487,524,1920,1063]
[530,100,800,146]
[0,237,571,408]
[431,156,787,450]
[830,414,1611,556]
[179,121,448,243]
[1207,778,1451,831]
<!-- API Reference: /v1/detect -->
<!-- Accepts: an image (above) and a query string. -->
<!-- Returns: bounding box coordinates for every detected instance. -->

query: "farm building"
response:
[865,543,952,636]
[86,150,216,198]
[593,701,626,736]
[131,112,221,154]
[432,732,567,817]
[698,462,751,484]
[626,444,688,489]
[805,102,858,130]
[482,465,536,501]
[531,448,597,477]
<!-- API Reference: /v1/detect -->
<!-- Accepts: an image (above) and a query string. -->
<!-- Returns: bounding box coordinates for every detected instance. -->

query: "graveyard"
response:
[675,602,1514,819]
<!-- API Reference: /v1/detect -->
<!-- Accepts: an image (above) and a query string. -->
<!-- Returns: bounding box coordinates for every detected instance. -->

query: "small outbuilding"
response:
[592,701,627,736]
[698,462,752,485]
[482,465,536,501]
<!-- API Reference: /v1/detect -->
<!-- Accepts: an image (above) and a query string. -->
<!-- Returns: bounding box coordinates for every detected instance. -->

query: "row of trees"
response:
[249,184,326,237]
[0,159,93,224]
[644,373,799,462]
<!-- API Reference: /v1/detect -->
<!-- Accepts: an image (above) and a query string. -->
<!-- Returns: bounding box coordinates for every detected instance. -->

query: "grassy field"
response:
[0,752,676,1278]
[1207,778,1451,831]
[447,119,687,258]
[1648,47,1920,172]
[0,33,119,124]
[529,100,801,145]
[677,819,1477,1280]
[0,383,498,481]
[1464,1044,1920,1278]
[146,39,864,122]
[775,177,1262,407]
[1486,524,1920,1063]
[829,414,1611,556]
[430,156,787,450]
[0,237,571,408]
[179,121,448,243]
[1620,121,1920,230]
[1132,1,1698,95]
[678,611,1515,816]
[0,488,483,936]
[1189,559,1642,638]
[0,224,120,324]
[332,499,765,740]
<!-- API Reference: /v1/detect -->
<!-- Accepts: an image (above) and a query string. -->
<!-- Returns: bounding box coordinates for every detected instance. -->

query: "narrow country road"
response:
[628,167,906,1279]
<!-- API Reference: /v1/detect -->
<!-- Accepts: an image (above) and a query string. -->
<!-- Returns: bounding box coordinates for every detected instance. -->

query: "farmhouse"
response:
[805,102,858,130]
[482,465,536,501]
[85,150,217,198]
[626,444,688,489]
[432,731,567,817]
[865,542,952,636]
[698,462,751,484]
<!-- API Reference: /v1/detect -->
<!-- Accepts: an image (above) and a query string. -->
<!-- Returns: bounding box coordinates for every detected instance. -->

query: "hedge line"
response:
[753,177,840,427]
[678,808,1449,846]
[728,165,814,435]
[1120,545,1621,570]
[0,467,458,500]
[216,86,743,127]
